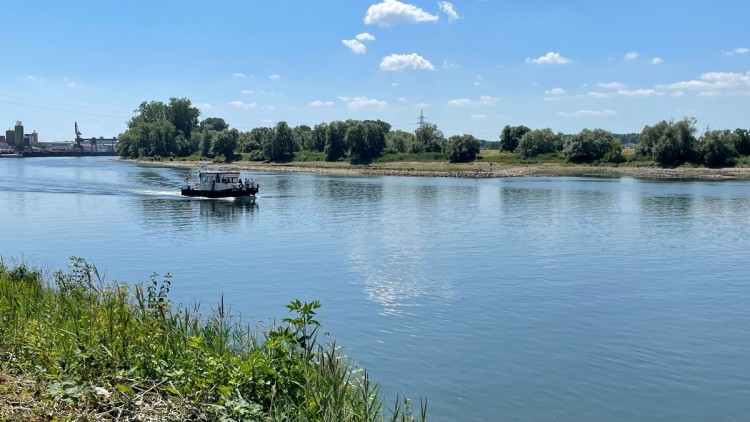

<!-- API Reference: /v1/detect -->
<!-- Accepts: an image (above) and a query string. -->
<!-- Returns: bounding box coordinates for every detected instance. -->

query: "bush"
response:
[563,128,617,163]
[445,134,480,162]
[516,128,558,158]
[698,130,739,168]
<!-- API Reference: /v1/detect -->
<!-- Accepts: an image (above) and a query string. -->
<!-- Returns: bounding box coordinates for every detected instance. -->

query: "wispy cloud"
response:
[658,71,750,96]
[479,95,498,105]
[241,89,254,95]
[364,0,439,26]
[558,109,617,117]
[470,114,487,120]
[380,53,434,71]
[525,52,572,65]
[442,60,460,69]
[229,101,257,108]
[342,39,367,54]
[446,98,472,106]
[438,1,460,22]
[587,92,612,98]
[233,72,246,77]
[545,87,566,95]
[309,100,335,107]
[725,47,749,56]
[624,51,639,60]
[356,32,376,42]
[269,74,281,80]
[650,57,664,65]
[340,96,388,108]
[617,89,662,97]
[598,82,625,89]
[194,103,212,110]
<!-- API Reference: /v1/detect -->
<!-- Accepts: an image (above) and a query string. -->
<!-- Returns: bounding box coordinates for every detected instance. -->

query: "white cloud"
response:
[558,109,617,117]
[194,103,212,110]
[479,95,498,105]
[545,87,566,95]
[525,52,571,65]
[618,89,662,97]
[269,74,281,80]
[470,114,487,120]
[447,98,472,106]
[671,91,685,97]
[342,39,367,54]
[391,82,399,86]
[364,0,439,26]
[658,71,750,96]
[598,82,625,89]
[380,53,434,71]
[442,60,460,69]
[67,82,77,87]
[229,101,257,108]
[587,92,612,98]
[345,96,387,108]
[416,102,431,107]
[398,97,408,102]
[438,1,460,22]
[309,100,335,107]
[651,57,664,65]
[241,89,254,95]
[624,51,639,60]
[356,32,376,42]
[24,75,36,80]
[725,47,749,56]
[233,72,246,77]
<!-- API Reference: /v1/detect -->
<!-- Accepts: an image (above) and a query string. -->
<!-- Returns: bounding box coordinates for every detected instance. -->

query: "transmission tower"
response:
[418,110,426,127]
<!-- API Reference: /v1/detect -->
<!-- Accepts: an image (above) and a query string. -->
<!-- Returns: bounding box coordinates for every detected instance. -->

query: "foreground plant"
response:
[0,257,426,421]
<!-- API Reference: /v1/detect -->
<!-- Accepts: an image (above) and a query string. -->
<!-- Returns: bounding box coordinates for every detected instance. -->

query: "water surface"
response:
[1,157,748,421]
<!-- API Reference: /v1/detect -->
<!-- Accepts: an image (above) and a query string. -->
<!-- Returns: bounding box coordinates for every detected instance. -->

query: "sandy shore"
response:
[121,159,750,180]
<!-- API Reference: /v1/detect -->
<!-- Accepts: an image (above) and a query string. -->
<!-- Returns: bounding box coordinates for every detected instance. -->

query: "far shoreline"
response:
[118,158,750,180]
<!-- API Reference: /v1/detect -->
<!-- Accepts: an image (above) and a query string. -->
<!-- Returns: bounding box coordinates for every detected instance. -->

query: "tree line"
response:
[117,98,748,168]
[116,98,481,163]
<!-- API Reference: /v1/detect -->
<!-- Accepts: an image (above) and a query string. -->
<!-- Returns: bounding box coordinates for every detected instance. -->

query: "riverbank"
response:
[0,259,426,421]
[123,158,750,180]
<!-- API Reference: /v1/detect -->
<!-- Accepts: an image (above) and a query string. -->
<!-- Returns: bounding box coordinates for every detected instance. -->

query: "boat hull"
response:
[181,187,258,198]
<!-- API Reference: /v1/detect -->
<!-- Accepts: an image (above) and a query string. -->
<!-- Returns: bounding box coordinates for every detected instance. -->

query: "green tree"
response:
[200,117,229,132]
[636,118,697,167]
[211,129,240,161]
[311,123,328,152]
[264,122,295,161]
[324,121,348,161]
[410,123,444,153]
[516,128,557,158]
[385,130,414,153]
[563,128,617,163]
[345,121,368,162]
[167,97,200,139]
[733,128,750,155]
[698,130,739,168]
[499,125,531,152]
[445,134,480,162]
[292,125,313,151]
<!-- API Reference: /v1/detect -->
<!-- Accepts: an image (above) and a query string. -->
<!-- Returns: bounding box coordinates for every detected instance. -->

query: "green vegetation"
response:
[115,97,750,170]
[0,258,426,421]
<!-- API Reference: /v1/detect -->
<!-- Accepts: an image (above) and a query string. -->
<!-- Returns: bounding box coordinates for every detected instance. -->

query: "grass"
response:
[0,258,426,421]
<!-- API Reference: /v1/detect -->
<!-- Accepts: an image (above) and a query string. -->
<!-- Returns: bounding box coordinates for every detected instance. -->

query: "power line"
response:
[0,99,128,120]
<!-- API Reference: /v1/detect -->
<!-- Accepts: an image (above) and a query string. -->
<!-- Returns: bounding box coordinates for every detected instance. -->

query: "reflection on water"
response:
[199,198,258,220]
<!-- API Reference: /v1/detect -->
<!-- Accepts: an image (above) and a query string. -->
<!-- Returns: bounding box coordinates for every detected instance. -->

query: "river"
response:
[1,156,748,421]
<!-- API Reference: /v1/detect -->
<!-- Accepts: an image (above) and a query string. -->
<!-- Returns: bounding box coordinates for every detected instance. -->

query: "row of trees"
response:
[117,98,481,163]
[499,120,750,167]
[117,98,747,168]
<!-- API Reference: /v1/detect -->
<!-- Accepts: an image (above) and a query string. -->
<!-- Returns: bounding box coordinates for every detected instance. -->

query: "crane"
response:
[73,122,97,152]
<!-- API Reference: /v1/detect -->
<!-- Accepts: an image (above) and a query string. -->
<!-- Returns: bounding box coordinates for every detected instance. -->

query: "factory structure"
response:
[0,121,117,156]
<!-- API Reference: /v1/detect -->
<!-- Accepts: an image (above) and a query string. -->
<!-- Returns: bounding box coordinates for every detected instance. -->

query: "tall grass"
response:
[0,258,426,421]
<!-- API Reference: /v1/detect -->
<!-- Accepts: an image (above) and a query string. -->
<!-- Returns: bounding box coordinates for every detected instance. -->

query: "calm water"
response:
[1,157,749,421]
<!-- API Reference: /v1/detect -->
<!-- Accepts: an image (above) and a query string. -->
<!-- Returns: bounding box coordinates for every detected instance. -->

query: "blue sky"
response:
[2,0,749,142]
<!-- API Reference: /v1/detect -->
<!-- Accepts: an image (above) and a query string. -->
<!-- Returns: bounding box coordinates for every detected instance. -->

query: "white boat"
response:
[181,167,259,198]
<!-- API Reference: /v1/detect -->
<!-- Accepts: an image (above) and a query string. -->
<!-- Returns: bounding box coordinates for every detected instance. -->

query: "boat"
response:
[181,167,259,198]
